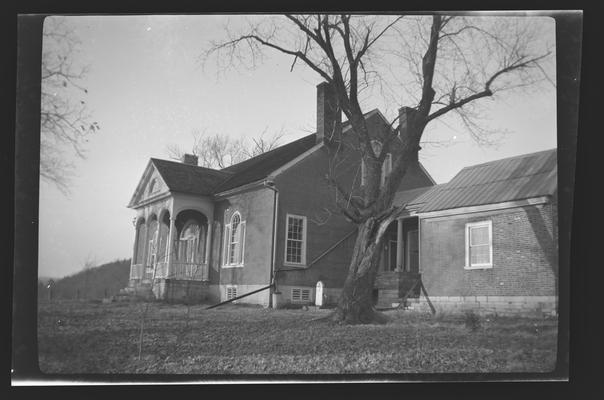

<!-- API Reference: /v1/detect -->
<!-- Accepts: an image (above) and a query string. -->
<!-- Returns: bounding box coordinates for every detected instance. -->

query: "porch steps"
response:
[376,299,419,309]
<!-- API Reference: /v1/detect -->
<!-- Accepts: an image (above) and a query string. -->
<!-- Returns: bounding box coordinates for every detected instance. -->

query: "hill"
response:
[39,259,131,301]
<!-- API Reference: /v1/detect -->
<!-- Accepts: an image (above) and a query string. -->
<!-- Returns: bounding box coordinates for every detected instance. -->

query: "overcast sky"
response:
[37,14,557,279]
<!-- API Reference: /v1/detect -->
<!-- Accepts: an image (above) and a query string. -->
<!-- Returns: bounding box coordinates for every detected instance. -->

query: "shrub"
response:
[464,310,481,332]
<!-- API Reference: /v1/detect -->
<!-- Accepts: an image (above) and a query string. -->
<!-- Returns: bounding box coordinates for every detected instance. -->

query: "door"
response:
[315,281,324,307]
[388,239,397,271]
[406,229,419,273]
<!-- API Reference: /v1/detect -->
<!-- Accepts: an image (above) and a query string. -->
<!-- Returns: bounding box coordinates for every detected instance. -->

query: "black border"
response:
[7,1,593,395]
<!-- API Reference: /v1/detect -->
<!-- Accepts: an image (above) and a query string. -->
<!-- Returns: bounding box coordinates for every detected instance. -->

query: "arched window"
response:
[148,179,158,196]
[360,140,392,186]
[223,212,246,266]
[178,221,201,263]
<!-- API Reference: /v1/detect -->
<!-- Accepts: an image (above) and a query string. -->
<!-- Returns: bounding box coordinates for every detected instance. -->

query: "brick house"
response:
[124,82,558,315]
[381,148,558,315]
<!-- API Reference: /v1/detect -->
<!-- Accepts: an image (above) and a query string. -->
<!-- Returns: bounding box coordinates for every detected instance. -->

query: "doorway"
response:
[406,229,419,273]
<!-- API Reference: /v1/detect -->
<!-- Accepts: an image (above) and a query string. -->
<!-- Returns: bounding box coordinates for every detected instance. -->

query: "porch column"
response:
[141,219,150,279]
[166,217,176,278]
[396,218,404,271]
[205,221,213,264]
[130,221,137,279]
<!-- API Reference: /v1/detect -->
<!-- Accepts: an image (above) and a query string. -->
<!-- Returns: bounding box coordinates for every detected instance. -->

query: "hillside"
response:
[39,259,131,301]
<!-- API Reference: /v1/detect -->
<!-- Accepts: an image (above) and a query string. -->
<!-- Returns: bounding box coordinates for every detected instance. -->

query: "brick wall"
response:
[273,112,433,290]
[420,200,557,298]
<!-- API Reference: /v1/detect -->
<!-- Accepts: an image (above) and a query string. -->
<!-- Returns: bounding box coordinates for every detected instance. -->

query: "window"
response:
[179,222,201,263]
[226,285,238,300]
[382,153,392,186]
[148,179,158,196]
[465,220,493,269]
[360,140,392,186]
[223,212,246,267]
[285,214,307,266]
[291,288,311,303]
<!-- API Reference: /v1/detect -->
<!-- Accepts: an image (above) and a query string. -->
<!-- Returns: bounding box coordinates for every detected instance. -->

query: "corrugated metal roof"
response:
[393,186,434,207]
[418,149,557,212]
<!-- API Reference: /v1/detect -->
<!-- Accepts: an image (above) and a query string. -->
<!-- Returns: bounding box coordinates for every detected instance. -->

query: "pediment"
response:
[128,161,169,208]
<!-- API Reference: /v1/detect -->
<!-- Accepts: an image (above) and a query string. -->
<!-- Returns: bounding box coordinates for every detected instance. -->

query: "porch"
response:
[129,206,212,288]
[374,216,421,308]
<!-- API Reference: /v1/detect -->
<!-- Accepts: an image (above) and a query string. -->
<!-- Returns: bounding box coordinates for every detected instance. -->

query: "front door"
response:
[388,239,397,271]
[406,229,419,273]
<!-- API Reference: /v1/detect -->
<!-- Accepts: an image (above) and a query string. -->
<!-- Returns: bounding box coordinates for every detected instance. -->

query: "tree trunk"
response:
[333,217,389,324]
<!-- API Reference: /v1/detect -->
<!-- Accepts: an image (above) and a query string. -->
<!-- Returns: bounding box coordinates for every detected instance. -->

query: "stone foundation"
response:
[414,295,558,316]
[152,279,211,303]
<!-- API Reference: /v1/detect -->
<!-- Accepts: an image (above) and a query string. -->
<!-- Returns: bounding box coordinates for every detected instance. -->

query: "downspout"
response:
[263,179,279,308]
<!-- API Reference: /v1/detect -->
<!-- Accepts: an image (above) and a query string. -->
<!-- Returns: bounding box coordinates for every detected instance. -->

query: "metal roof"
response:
[418,149,557,213]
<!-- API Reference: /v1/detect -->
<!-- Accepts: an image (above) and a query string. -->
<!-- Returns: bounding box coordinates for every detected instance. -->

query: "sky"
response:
[37,15,557,279]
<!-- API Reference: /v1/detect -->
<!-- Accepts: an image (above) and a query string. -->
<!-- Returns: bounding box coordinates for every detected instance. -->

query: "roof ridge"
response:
[459,148,557,171]
[219,108,384,173]
[221,133,316,172]
[150,157,234,175]
[439,169,555,192]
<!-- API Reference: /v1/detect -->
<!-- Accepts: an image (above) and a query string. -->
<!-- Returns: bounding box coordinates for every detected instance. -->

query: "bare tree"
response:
[206,14,554,323]
[166,127,286,168]
[40,17,99,195]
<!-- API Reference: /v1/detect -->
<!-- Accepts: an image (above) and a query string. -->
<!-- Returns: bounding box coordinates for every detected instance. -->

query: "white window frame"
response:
[360,140,392,187]
[147,239,156,267]
[222,212,246,268]
[464,220,493,269]
[178,221,200,264]
[148,179,157,195]
[291,287,312,303]
[284,213,308,267]
[381,153,392,186]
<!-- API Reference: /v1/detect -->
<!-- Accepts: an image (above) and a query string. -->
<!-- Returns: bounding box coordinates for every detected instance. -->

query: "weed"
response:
[464,310,481,332]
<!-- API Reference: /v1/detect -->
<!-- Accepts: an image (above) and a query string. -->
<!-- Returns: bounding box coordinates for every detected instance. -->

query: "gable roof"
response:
[214,109,387,193]
[132,108,437,201]
[417,149,557,213]
[150,158,233,196]
[215,133,319,193]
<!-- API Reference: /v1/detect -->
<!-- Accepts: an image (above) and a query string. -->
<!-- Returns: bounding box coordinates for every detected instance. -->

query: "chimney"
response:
[316,82,342,144]
[399,107,420,161]
[182,153,198,166]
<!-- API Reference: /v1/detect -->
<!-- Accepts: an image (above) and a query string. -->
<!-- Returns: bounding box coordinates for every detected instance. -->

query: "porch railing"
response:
[130,262,209,281]
[170,262,209,281]
[130,263,144,279]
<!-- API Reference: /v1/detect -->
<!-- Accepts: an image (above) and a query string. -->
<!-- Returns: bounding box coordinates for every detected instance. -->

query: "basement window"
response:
[226,285,238,301]
[291,288,311,303]
[465,220,493,269]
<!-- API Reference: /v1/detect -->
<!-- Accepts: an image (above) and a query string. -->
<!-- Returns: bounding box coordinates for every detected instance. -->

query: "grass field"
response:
[38,300,558,375]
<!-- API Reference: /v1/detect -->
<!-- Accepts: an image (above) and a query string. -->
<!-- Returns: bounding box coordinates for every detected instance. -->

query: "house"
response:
[124,82,558,315]
[377,148,558,315]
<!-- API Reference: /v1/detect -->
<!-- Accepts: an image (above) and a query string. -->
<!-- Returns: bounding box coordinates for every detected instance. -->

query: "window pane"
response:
[470,226,489,246]
[286,216,305,263]
[470,244,490,264]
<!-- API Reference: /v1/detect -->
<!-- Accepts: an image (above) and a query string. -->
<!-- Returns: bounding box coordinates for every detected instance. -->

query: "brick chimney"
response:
[182,153,198,166]
[399,107,420,161]
[316,82,342,144]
